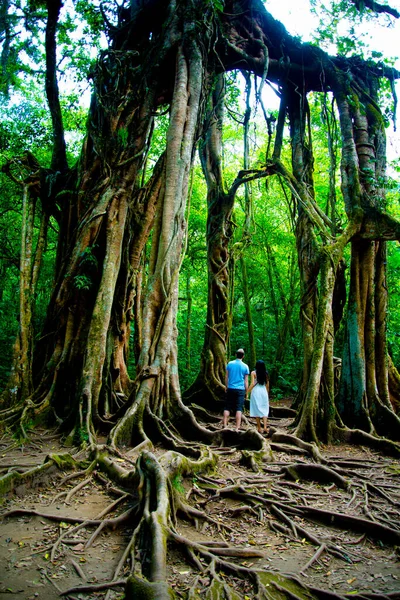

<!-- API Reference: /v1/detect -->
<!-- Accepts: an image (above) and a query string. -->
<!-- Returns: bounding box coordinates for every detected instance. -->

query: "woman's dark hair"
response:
[255,360,268,385]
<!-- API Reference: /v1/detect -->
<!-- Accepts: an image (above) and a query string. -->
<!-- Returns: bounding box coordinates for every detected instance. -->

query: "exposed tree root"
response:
[0,452,79,499]
[60,579,126,596]
[332,426,400,458]
[1,419,400,599]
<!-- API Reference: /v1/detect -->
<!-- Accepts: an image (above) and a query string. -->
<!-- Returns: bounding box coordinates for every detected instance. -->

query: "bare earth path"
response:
[1,402,399,600]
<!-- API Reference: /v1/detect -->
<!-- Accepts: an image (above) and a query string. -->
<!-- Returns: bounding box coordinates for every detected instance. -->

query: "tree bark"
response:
[183,75,235,409]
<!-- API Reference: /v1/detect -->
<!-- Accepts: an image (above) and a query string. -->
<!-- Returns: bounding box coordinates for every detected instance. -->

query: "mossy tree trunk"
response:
[336,75,400,441]
[3,181,49,410]
[2,1,181,442]
[292,65,400,443]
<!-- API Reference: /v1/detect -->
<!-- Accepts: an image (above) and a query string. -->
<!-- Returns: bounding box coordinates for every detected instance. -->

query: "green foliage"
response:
[386,174,400,369]
[207,0,225,13]
[72,245,99,291]
[73,274,93,290]
[79,245,99,268]
[171,474,185,493]
[118,126,129,148]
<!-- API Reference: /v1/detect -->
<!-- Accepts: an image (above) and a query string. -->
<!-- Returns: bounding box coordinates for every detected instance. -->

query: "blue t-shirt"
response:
[226,359,249,390]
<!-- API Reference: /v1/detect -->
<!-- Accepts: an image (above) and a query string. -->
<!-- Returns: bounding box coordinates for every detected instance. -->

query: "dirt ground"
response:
[1,402,400,600]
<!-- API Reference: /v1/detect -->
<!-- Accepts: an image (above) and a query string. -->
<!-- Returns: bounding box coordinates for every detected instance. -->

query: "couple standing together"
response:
[224,348,270,433]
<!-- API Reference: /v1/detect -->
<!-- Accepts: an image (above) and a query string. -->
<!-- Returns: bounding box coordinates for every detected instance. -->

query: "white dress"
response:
[250,381,269,417]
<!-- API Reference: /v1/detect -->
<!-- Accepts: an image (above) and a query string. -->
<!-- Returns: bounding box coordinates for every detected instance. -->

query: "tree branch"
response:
[45,0,68,172]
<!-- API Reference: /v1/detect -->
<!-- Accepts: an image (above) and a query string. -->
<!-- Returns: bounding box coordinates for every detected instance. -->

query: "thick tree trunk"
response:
[183,75,235,409]
[110,37,208,446]
[338,239,400,439]
[288,93,320,412]
[336,78,400,441]
[4,186,49,411]
[2,4,170,439]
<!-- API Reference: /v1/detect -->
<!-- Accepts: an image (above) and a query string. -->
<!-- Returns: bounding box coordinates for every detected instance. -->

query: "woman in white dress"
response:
[248,360,270,434]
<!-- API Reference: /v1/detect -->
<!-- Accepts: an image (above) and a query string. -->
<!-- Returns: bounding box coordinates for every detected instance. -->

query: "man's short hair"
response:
[236,348,245,359]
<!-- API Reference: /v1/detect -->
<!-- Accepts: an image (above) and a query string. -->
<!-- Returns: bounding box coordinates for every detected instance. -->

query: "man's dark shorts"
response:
[225,388,245,413]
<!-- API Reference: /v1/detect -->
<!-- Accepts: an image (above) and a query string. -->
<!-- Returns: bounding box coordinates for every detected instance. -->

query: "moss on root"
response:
[257,571,318,599]
[125,575,175,599]
[0,453,79,502]
[45,452,80,469]
[0,462,54,501]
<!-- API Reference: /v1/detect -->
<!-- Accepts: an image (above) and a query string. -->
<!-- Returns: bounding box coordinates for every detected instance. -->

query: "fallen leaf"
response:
[347,578,356,584]
[72,543,85,551]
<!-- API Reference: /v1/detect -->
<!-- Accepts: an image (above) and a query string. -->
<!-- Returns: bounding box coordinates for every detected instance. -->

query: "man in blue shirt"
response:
[224,348,249,430]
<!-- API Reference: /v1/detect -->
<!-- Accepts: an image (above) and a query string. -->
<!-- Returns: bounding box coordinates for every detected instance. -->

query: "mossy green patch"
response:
[125,575,175,599]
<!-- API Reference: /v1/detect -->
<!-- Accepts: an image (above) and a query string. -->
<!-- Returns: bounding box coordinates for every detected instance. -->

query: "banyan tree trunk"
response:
[110,36,211,447]
[3,185,49,409]
[4,3,176,442]
[337,239,400,439]
[183,75,235,409]
[336,77,400,441]
[288,92,320,414]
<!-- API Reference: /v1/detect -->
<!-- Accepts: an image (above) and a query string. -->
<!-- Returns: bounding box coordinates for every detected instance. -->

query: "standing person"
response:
[224,348,249,431]
[248,360,270,434]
